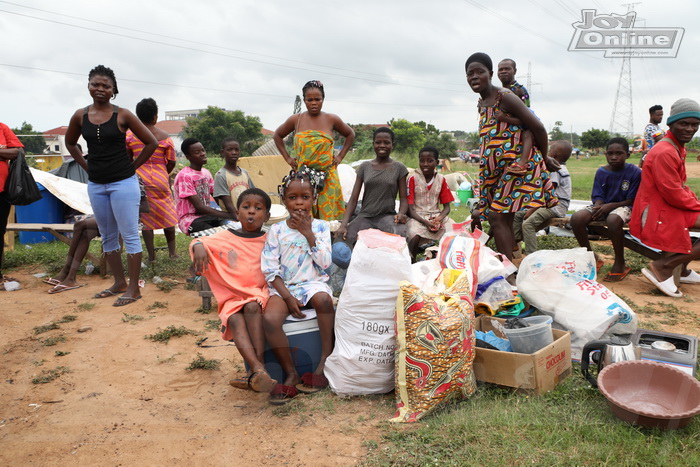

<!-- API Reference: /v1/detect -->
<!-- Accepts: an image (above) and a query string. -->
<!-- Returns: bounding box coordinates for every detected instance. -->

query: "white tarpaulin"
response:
[30,168,93,215]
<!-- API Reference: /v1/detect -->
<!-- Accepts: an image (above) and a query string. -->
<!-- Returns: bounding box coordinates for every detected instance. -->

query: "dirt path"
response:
[1,252,698,465]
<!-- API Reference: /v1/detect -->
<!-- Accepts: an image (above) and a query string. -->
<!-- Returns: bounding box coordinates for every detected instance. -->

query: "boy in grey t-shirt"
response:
[513,140,572,254]
[213,137,255,221]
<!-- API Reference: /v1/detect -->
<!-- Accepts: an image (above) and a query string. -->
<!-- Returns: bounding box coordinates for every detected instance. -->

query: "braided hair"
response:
[278,165,326,198]
[302,80,325,98]
[88,65,119,99]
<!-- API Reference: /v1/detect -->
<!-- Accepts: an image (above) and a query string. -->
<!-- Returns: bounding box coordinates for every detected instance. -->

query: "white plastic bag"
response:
[516,248,637,360]
[437,235,515,284]
[325,229,412,395]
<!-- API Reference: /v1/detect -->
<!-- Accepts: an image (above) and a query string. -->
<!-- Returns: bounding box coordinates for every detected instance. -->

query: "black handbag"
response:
[4,148,42,206]
[138,175,150,213]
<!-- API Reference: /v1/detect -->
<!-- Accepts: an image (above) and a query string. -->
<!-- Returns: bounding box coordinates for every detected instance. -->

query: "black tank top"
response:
[81,105,135,184]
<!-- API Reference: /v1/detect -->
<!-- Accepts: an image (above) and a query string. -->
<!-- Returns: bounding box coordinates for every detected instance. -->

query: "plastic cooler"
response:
[14,182,65,244]
[503,315,553,354]
[244,313,321,382]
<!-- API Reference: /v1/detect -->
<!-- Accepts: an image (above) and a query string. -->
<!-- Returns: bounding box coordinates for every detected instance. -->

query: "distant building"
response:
[42,126,86,159]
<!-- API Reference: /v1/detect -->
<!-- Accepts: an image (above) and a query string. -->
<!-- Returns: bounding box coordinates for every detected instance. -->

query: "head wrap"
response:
[465,52,493,72]
[667,98,700,125]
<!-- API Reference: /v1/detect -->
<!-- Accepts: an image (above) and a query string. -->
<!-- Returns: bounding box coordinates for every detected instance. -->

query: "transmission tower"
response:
[609,3,639,137]
[293,95,302,114]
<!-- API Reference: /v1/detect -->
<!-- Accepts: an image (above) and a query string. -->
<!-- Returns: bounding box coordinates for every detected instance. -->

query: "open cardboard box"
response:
[473,315,572,395]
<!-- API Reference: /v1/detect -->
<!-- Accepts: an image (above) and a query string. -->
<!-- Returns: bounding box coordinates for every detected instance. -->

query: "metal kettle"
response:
[581,335,641,387]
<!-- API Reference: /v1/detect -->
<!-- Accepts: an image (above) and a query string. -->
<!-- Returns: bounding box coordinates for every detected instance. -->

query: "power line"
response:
[0,63,469,108]
[0,4,466,91]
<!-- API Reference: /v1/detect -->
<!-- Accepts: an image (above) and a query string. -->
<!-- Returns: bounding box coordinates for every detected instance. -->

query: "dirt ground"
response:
[1,247,699,465]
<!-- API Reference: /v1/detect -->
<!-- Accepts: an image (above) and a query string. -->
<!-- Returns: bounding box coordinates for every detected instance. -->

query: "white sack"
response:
[516,248,637,360]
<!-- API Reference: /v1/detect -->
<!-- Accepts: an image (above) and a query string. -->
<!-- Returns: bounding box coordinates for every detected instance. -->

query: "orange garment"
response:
[190,230,269,341]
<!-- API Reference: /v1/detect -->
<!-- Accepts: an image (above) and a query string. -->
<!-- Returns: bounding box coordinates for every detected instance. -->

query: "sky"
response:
[1,0,698,138]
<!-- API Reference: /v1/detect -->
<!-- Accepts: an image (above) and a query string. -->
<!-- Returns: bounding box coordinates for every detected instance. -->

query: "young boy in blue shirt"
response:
[571,137,642,281]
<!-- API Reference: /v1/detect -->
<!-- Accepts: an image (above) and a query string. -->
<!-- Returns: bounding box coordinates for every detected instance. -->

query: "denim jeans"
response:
[88,175,142,254]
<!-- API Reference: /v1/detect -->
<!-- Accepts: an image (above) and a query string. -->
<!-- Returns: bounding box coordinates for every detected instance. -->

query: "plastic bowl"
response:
[598,360,700,429]
[502,315,553,354]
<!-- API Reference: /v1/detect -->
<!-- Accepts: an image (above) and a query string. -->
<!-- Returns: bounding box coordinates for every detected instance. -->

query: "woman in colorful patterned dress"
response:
[465,53,556,259]
[273,80,355,221]
[126,98,178,262]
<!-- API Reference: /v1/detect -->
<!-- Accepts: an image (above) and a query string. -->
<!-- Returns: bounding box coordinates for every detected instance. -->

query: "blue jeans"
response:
[88,175,142,254]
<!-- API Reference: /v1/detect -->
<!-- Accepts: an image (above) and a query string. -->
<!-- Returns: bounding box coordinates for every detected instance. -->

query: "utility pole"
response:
[609,3,639,137]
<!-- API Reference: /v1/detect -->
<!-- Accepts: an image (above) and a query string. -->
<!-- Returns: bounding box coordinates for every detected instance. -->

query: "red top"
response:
[629,131,700,254]
[0,122,24,193]
[407,176,453,205]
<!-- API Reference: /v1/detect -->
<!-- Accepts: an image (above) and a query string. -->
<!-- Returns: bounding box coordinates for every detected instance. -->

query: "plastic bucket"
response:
[14,183,65,244]
[457,189,473,204]
[503,315,553,354]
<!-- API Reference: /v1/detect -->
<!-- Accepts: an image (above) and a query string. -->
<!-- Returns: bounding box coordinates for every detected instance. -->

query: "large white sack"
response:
[516,248,637,360]
[325,229,412,395]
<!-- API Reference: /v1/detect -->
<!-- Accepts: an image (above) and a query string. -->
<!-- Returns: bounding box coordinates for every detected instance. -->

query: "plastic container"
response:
[457,189,473,204]
[14,183,65,244]
[503,315,553,354]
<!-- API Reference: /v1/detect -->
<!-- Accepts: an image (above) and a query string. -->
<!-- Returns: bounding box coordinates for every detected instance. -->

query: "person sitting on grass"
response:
[213,137,255,221]
[44,216,100,294]
[513,140,572,255]
[261,166,335,405]
[570,137,642,282]
[406,146,454,262]
[190,188,277,393]
[174,138,235,235]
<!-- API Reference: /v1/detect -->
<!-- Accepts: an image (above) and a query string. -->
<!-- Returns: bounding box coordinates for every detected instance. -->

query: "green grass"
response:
[144,326,198,343]
[31,366,71,384]
[366,368,700,465]
[185,353,220,370]
[40,336,66,347]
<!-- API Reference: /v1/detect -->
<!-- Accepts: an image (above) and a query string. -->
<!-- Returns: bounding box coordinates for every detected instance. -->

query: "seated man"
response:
[570,137,641,282]
[630,98,700,298]
[513,140,572,255]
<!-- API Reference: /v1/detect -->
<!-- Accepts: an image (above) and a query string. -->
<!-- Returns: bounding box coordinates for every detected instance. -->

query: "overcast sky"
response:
[1,0,698,138]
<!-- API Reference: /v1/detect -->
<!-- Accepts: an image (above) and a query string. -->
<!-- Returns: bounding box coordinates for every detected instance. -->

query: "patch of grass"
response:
[57,315,77,323]
[366,367,700,465]
[32,366,71,384]
[184,282,196,291]
[145,325,198,343]
[54,350,71,357]
[147,301,168,310]
[77,302,95,312]
[194,305,214,314]
[32,359,46,366]
[157,353,180,364]
[204,319,220,331]
[40,336,66,347]
[186,353,220,370]
[156,281,178,293]
[121,313,146,324]
[33,322,60,335]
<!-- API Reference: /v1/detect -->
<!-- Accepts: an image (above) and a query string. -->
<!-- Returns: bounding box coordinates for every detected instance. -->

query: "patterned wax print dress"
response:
[293,130,344,221]
[476,90,557,220]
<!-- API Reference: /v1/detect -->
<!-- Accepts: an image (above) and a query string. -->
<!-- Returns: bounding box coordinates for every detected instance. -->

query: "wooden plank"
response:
[6,223,75,232]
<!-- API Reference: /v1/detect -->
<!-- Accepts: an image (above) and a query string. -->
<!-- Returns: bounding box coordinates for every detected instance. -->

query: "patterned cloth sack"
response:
[391,269,478,423]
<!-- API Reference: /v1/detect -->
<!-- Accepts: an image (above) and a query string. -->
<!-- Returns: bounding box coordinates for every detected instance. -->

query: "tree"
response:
[12,122,46,154]
[388,118,425,154]
[183,106,264,157]
[580,128,611,154]
[425,132,458,158]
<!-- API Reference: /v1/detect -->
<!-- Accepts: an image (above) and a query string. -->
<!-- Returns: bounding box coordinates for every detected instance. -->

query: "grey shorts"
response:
[584,205,632,223]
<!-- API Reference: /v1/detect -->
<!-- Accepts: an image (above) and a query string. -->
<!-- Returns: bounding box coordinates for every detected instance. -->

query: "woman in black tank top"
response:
[65,65,158,306]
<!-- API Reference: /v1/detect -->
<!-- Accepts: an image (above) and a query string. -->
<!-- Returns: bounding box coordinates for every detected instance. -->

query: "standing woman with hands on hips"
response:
[65,65,158,306]
[273,80,355,221]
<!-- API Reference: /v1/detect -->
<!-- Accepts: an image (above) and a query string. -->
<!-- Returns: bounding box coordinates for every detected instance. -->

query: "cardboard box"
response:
[473,315,572,395]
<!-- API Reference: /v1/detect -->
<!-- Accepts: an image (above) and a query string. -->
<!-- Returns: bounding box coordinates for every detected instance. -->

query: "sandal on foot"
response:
[604,266,632,282]
[48,284,85,294]
[94,289,123,299]
[230,370,277,392]
[295,372,329,394]
[43,278,61,286]
[113,296,142,307]
[269,384,299,405]
[680,270,700,284]
[642,268,682,298]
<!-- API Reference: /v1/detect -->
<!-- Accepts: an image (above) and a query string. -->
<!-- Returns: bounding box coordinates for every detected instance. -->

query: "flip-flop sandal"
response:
[295,372,329,394]
[230,370,277,392]
[603,266,632,282]
[48,284,85,294]
[94,289,124,299]
[268,383,299,405]
[641,268,682,298]
[43,278,61,286]
[113,296,142,307]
